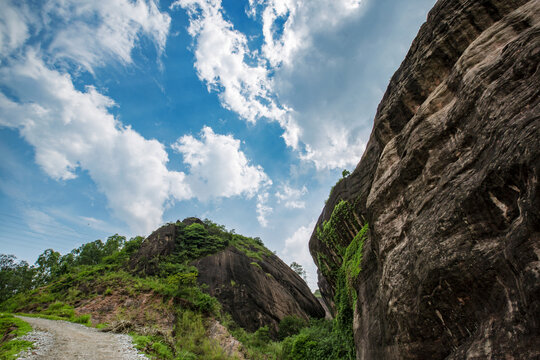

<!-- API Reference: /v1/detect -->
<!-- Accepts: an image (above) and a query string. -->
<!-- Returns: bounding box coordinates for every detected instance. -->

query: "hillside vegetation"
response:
[0,218,365,359]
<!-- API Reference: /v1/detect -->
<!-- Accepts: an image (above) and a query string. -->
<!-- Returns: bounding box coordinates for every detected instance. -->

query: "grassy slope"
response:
[0,313,33,360]
[0,217,365,360]
[0,221,284,359]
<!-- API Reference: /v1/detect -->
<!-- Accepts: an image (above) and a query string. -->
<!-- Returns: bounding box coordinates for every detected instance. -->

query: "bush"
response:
[278,316,306,340]
[252,326,271,347]
[174,309,228,359]
[45,302,75,319]
[193,292,220,314]
[281,319,354,360]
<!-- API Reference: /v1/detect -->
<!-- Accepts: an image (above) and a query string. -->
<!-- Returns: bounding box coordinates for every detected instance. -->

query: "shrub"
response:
[281,319,352,360]
[193,292,220,314]
[45,302,75,319]
[278,316,306,340]
[252,326,271,347]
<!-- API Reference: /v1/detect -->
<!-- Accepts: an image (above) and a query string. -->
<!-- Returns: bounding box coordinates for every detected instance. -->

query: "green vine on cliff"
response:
[333,223,368,359]
[316,199,363,289]
[315,198,368,359]
[316,200,362,252]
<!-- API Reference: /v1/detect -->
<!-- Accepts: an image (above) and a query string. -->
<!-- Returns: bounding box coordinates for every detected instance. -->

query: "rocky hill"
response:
[131,218,324,336]
[1,217,325,359]
[309,0,540,359]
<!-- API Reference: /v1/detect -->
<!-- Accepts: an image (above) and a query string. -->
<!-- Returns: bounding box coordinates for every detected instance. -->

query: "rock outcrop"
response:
[131,218,324,336]
[309,0,540,358]
[192,246,325,336]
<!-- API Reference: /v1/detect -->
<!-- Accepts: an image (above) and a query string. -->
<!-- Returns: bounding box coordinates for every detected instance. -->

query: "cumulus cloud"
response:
[172,126,271,201]
[171,0,301,148]
[46,0,171,73]
[254,0,436,169]
[0,0,272,235]
[275,184,307,209]
[176,0,434,170]
[0,52,191,234]
[0,0,33,58]
[249,0,364,67]
[0,0,177,234]
[173,0,369,169]
[0,50,270,234]
[171,0,277,124]
[281,220,318,290]
[246,0,370,169]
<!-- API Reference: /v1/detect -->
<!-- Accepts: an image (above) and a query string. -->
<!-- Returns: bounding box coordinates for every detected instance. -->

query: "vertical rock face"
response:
[192,246,325,336]
[309,0,540,358]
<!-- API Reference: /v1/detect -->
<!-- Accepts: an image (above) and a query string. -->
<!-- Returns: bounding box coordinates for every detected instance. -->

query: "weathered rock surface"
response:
[309,0,540,358]
[192,246,325,336]
[129,222,180,275]
[131,218,324,336]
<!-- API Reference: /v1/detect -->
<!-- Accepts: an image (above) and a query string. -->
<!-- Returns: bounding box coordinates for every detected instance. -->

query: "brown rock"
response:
[310,0,540,358]
[130,218,324,336]
[129,222,178,275]
[192,246,325,336]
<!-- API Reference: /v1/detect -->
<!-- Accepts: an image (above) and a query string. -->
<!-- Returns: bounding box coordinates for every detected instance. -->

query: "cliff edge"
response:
[309,0,540,358]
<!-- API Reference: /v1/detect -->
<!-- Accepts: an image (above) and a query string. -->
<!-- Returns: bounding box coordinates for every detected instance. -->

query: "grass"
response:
[250,262,262,270]
[131,334,175,359]
[14,300,92,327]
[0,313,34,360]
[0,219,311,360]
[230,235,272,262]
[227,325,282,360]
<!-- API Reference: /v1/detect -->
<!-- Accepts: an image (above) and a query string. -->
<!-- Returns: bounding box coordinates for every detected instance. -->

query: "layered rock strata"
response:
[309,0,540,358]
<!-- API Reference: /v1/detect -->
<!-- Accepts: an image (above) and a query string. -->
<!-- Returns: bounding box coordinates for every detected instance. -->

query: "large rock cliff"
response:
[309,0,540,358]
[131,218,324,336]
[192,246,324,335]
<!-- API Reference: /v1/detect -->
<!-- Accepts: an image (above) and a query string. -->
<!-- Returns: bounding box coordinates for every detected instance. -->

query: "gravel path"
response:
[15,316,148,360]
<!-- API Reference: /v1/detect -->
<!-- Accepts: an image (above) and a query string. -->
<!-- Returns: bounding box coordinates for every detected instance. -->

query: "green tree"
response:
[124,236,144,255]
[290,262,307,280]
[103,234,126,257]
[0,254,35,302]
[56,252,76,276]
[76,240,105,265]
[35,249,61,285]
[342,169,351,178]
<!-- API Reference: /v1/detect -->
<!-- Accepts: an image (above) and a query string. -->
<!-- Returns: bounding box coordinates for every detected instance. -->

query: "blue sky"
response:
[0,0,436,289]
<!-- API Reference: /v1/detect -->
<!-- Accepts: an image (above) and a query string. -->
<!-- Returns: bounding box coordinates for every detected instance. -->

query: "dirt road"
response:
[16,316,148,360]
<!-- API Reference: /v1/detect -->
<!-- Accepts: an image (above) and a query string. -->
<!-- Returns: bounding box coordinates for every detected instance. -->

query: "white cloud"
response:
[172,0,277,123]
[171,0,301,148]
[250,0,370,169]
[281,220,318,290]
[174,0,369,169]
[256,192,273,227]
[0,52,191,235]
[0,0,277,236]
[275,184,307,209]
[172,126,272,201]
[176,0,434,171]
[249,0,364,67]
[47,0,171,73]
[0,0,32,58]
[23,208,73,237]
